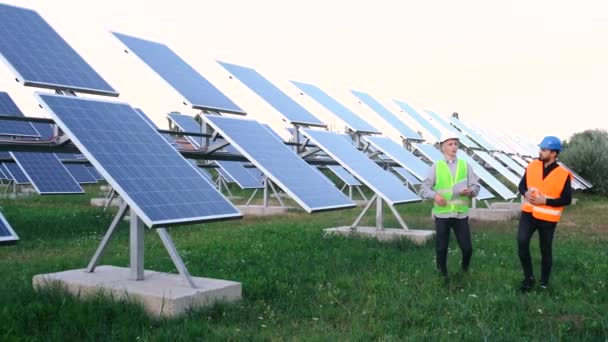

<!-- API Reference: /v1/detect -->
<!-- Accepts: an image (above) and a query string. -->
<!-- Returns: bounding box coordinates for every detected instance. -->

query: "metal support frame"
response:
[339,183,368,201]
[349,194,409,232]
[216,175,234,198]
[85,201,197,288]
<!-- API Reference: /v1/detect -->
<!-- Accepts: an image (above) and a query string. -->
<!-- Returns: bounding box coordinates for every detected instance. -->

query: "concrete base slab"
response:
[572,198,578,205]
[324,226,434,245]
[33,266,241,318]
[489,202,522,211]
[354,200,369,207]
[237,205,295,216]
[100,185,111,191]
[90,197,123,208]
[469,208,519,221]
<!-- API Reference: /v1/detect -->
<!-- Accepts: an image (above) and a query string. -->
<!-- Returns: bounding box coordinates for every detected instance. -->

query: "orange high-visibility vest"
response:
[521,160,570,222]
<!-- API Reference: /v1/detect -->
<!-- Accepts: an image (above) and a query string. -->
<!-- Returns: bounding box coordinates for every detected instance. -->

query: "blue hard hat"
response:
[538,136,562,151]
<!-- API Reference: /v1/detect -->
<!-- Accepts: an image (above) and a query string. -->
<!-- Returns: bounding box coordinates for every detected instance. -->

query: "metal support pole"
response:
[376,196,384,231]
[130,210,144,281]
[356,186,368,201]
[350,194,377,230]
[268,180,285,207]
[86,201,129,272]
[348,185,353,199]
[263,177,269,208]
[387,203,410,230]
[156,228,197,288]
[245,188,259,206]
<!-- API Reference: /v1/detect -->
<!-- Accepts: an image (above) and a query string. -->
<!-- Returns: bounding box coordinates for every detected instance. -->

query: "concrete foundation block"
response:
[90,197,123,208]
[469,208,519,221]
[236,205,294,216]
[489,202,522,211]
[324,226,434,245]
[33,266,241,318]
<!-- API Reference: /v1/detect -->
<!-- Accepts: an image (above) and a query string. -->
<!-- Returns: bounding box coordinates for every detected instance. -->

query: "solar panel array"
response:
[302,129,420,205]
[85,165,104,181]
[327,165,361,186]
[10,152,84,194]
[216,161,263,189]
[473,150,521,187]
[3,162,30,184]
[424,110,479,149]
[449,117,497,151]
[364,135,431,181]
[0,4,117,96]
[38,93,242,227]
[394,100,442,140]
[0,212,18,244]
[167,113,205,148]
[112,32,244,114]
[292,81,380,134]
[203,115,355,212]
[218,61,326,127]
[392,167,422,186]
[495,153,526,176]
[351,90,423,140]
[0,91,41,137]
[63,163,98,184]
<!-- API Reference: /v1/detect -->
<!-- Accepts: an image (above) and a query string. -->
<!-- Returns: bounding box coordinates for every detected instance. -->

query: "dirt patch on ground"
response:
[556,315,586,329]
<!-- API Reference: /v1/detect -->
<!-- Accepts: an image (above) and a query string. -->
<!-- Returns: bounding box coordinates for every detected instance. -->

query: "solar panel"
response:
[364,136,431,181]
[202,115,354,212]
[63,163,98,184]
[217,61,325,126]
[411,143,496,201]
[302,129,420,205]
[85,165,104,181]
[495,153,526,176]
[167,113,205,148]
[291,81,380,134]
[473,150,521,187]
[37,93,242,227]
[448,117,497,151]
[133,108,177,147]
[351,90,423,140]
[424,110,479,149]
[112,33,243,114]
[392,167,422,185]
[216,165,235,183]
[3,162,30,184]
[10,152,83,194]
[558,162,593,189]
[0,165,6,179]
[216,161,263,189]
[394,100,442,140]
[327,165,361,186]
[0,5,117,96]
[188,161,215,183]
[0,212,18,244]
[0,91,41,137]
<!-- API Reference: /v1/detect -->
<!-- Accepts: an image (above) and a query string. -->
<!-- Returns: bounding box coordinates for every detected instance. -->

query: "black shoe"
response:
[539,280,549,290]
[519,277,535,293]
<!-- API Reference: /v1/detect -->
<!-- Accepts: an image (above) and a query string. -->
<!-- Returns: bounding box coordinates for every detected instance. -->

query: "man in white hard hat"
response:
[421,132,480,280]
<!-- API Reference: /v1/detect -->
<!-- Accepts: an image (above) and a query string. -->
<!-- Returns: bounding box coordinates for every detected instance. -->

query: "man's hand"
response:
[434,193,447,206]
[460,188,473,197]
[528,193,547,205]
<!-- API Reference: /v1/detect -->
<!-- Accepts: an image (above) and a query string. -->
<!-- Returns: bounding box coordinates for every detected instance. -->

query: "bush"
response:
[560,129,608,195]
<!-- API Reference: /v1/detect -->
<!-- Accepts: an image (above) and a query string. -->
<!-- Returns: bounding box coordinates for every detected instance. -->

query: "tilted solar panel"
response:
[10,152,83,194]
[113,32,243,114]
[302,129,420,205]
[0,4,117,96]
[3,162,30,184]
[394,100,442,140]
[0,212,18,244]
[37,93,242,227]
[392,167,422,186]
[327,165,361,186]
[364,135,431,181]
[216,161,263,189]
[218,61,325,126]
[351,90,423,140]
[202,115,355,212]
[63,163,98,184]
[167,113,205,148]
[473,150,521,187]
[424,110,479,148]
[494,153,526,176]
[449,117,497,151]
[0,91,41,137]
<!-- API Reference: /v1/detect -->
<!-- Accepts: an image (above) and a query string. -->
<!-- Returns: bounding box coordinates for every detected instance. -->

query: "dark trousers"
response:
[517,212,557,283]
[435,217,473,275]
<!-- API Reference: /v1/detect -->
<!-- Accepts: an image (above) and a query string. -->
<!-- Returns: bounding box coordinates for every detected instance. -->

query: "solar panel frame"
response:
[3,162,30,184]
[495,153,526,176]
[473,150,521,187]
[0,92,41,137]
[37,93,242,227]
[0,211,19,244]
[10,152,84,194]
[216,161,263,189]
[112,32,243,114]
[327,165,361,186]
[302,128,421,205]
[351,90,423,140]
[364,135,431,181]
[392,167,422,185]
[202,115,355,212]
[217,61,326,127]
[0,4,118,96]
[291,81,381,134]
[63,163,98,184]
[85,165,104,181]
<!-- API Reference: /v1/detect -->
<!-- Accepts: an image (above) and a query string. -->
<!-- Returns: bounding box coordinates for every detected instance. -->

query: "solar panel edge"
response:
[0,212,19,244]
[9,151,84,195]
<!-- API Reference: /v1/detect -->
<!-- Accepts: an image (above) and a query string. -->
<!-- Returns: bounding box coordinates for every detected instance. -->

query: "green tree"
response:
[560,129,608,195]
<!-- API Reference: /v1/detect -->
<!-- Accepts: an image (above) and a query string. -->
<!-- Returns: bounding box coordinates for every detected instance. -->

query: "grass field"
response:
[0,185,606,340]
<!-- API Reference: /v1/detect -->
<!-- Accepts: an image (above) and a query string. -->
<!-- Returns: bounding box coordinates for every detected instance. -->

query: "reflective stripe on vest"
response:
[521,160,570,223]
[433,159,469,214]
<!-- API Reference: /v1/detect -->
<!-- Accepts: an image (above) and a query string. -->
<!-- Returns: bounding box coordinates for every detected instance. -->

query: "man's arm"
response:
[546,176,572,207]
[465,163,480,197]
[518,171,528,196]
[420,163,437,200]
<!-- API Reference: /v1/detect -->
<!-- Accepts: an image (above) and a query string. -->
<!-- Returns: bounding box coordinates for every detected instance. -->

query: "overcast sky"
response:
[1,0,606,144]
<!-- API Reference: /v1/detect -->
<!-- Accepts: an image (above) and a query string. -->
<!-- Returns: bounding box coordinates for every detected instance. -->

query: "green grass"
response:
[0,185,606,340]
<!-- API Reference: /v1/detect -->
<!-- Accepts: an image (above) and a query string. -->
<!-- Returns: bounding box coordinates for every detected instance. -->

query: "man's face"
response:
[538,148,556,162]
[442,139,459,156]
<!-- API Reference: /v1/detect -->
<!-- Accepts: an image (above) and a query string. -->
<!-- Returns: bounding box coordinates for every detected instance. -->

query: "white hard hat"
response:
[439,131,460,144]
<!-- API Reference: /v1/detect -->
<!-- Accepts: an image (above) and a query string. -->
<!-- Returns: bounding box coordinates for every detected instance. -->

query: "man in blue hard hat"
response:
[516,136,572,292]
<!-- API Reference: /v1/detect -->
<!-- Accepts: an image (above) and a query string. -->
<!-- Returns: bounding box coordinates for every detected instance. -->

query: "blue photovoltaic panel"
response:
[217,61,325,126]
[10,152,83,194]
[457,151,517,199]
[365,135,431,181]
[394,100,442,140]
[0,5,117,96]
[3,162,30,184]
[327,165,361,186]
[302,129,420,205]
[351,90,423,140]
[134,108,177,147]
[246,166,264,183]
[292,81,380,134]
[392,167,422,186]
[167,113,205,148]
[0,164,12,181]
[113,32,243,114]
[0,165,6,179]
[217,161,263,189]
[203,115,354,212]
[188,161,214,183]
[449,117,497,151]
[64,163,98,184]
[37,93,242,227]
[473,150,521,187]
[85,165,104,181]
[558,162,592,189]
[0,92,40,137]
[0,212,18,244]
[216,166,235,183]
[411,143,496,201]
[495,153,526,176]
[424,110,479,149]
[31,123,53,140]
